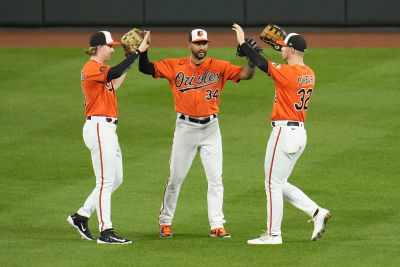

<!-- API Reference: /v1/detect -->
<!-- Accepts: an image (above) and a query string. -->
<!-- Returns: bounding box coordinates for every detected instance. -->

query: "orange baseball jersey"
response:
[81,60,118,118]
[267,61,315,122]
[153,57,243,117]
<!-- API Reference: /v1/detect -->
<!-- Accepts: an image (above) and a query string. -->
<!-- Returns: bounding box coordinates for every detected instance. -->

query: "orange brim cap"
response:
[107,41,121,45]
[191,38,211,43]
[276,40,287,46]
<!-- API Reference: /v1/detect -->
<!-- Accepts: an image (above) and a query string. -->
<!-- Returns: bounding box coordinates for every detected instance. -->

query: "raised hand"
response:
[232,23,246,45]
[138,31,151,52]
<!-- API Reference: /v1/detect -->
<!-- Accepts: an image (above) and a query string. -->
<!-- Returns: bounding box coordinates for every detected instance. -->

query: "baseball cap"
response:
[189,29,210,43]
[89,31,120,47]
[276,33,307,52]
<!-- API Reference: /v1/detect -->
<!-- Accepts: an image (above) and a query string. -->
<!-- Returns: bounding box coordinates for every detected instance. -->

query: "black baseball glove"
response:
[236,38,263,57]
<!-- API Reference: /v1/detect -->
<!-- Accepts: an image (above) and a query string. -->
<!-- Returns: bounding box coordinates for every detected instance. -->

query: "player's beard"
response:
[192,49,207,60]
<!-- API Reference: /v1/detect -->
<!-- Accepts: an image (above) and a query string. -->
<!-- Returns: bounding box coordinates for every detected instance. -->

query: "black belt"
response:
[179,114,217,124]
[87,116,118,125]
[272,121,300,127]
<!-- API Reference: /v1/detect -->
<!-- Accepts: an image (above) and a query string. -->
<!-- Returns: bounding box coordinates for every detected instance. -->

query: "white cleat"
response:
[247,232,282,245]
[310,208,331,241]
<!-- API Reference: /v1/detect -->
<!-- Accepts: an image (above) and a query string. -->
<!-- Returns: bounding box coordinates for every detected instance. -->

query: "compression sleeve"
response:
[240,42,268,73]
[107,51,141,82]
[139,50,156,75]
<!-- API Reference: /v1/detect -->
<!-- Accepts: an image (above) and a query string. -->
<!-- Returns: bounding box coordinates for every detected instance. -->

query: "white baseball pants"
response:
[265,121,319,236]
[159,114,226,229]
[77,118,123,232]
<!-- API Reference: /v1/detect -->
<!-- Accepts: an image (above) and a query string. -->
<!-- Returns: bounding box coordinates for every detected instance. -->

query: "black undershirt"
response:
[240,42,269,73]
[106,51,141,82]
[139,50,155,76]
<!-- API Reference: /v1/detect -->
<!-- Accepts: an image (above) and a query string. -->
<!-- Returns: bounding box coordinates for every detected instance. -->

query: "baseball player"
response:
[67,30,150,244]
[138,29,255,238]
[232,24,331,244]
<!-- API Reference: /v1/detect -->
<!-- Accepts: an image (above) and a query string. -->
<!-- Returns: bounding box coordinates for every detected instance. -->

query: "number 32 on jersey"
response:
[295,88,313,111]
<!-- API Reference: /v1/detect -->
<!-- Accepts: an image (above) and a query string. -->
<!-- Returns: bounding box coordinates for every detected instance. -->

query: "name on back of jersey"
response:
[297,75,314,86]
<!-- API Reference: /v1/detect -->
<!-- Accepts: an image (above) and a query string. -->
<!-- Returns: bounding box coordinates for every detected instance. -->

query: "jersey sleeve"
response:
[267,61,288,85]
[153,58,177,80]
[222,62,243,83]
[86,64,111,83]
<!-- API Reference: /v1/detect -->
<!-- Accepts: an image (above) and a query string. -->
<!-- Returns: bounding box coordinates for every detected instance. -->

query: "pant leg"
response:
[159,118,199,225]
[113,142,123,192]
[199,119,225,229]
[264,126,307,235]
[264,127,286,236]
[78,121,118,232]
[280,126,318,217]
[77,121,98,218]
[283,182,318,217]
[78,127,123,219]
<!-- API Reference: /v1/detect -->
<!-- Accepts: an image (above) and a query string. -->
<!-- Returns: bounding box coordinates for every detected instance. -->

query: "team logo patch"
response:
[100,66,107,72]
[272,62,281,69]
[81,71,86,82]
[197,30,204,37]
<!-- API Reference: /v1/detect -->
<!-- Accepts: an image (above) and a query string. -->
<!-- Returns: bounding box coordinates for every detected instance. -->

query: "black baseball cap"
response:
[89,31,120,47]
[276,33,307,52]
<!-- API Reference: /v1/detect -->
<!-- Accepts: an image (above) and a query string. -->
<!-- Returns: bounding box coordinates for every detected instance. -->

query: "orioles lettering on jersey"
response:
[153,57,243,117]
[175,70,221,93]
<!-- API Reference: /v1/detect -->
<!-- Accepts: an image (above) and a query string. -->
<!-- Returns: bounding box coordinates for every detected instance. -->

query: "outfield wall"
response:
[1,0,400,27]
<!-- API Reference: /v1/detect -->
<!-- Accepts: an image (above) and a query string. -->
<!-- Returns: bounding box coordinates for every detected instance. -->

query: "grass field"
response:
[1,46,399,266]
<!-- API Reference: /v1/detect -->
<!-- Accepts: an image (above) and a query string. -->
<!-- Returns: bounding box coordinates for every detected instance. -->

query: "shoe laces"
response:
[101,228,116,236]
[213,227,228,236]
[102,229,124,239]
[260,230,270,238]
[160,225,172,234]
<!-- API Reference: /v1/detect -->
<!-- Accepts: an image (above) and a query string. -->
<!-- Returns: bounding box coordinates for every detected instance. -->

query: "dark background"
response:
[1,0,399,27]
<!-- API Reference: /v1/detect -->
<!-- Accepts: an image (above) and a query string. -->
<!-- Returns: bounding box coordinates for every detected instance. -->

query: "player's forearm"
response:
[112,73,127,90]
[107,52,140,82]
[240,42,268,73]
[239,64,255,80]
[139,51,156,75]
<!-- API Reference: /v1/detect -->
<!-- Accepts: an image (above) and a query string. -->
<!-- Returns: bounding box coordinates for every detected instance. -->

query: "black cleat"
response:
[67,213,94,240]
[97,228,132,244]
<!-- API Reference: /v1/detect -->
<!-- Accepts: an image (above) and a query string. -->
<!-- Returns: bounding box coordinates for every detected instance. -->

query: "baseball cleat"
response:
[210,228,231,238]
[159,224,173,238]
[67,213,94,240]
[97,228,132,244]
[247,232,282,245]
[309,208,331,241]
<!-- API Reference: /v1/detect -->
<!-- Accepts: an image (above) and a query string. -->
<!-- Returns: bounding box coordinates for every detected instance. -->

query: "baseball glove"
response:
[121,28,145,57]
[259,24,287,51]
[236,38,263,57]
